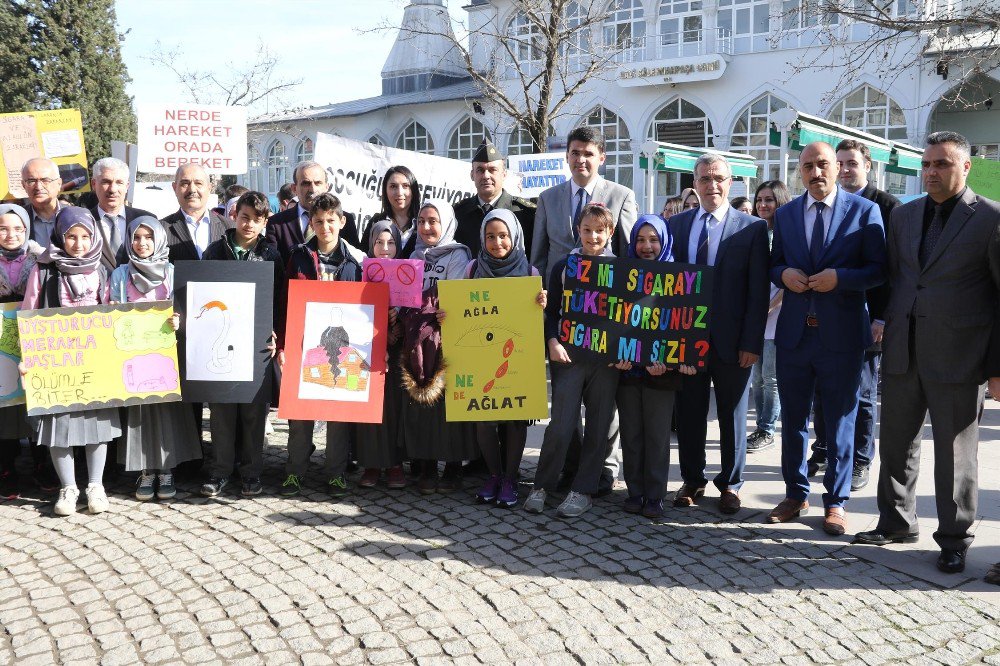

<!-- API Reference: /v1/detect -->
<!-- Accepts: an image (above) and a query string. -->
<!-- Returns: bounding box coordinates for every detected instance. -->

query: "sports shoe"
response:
[0,470,21,500]
[557,491,592,518]
[328,475,349,497]
[279,474,301,497]
[642,499,664,520]
[386,466,407,489]
[135,472,156,501]
[87,484,109,514]
[851,465,870,491]
[476,474,501,503]
[523,488,546,513]
[746,430,775,453]
[358,468,380,488]
[624,495,644,514]
[53,486,79,516]
[200,477,228,498]
[496,477,518,508]
[242,478,263,497]
[156,473,176,499]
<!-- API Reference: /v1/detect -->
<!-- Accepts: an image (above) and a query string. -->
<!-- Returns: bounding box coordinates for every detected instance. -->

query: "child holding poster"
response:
[400,199,475,494]
[0,203,43,499]
[280,193,362,498]
[615,215,696,520]
[20,207,122,516]
[110,217,200,501]
[356,220,407,489]
[524,203,619,519]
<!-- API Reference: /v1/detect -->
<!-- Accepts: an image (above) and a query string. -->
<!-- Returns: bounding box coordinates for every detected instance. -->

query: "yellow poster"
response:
[17,301,181,416]
[0,302,24,407]
[0,108,89,201]
[439,276,548,422]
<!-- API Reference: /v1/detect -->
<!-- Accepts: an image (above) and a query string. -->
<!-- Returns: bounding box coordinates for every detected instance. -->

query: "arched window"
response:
[647,98,713,196]
[296,138,314,164]
[658,0,704,58]
[730,94,800,189]
[829,85,909,193]
[247,144,263,192]
[507,124,536,156]
[396,121,434,155]
[447,117,491,161]
[368,135,385,147]
[266,140,289,193]
[584,106,633,187]
[605,0,646,60]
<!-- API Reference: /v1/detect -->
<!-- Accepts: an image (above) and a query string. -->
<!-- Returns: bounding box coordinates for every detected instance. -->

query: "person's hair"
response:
[235,191,271,220]
[835,139,871,163]
[91,157,129,180]
[293,160,327,183]
[172,163,210,183]
[21,157,59,178]
[379,165,421,222]
[926,131,971,161]
[730,196,751,210]
[662,196,683,217]
[566,126,606,154]
[577,202,614,231]
[693,153,731,179]
[224,184,249,201]
[277,183,294,203]
[752,180,791,218]
[310,193,343,218]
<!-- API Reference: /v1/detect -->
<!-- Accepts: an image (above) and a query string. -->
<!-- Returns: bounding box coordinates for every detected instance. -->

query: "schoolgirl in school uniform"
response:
[20,207,122,516]
[400,199,476,494]
[615,214,695,519]
[110,217,200,501]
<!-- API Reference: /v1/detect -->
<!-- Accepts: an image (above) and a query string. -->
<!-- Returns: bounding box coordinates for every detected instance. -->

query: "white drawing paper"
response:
[297,302,374,403]
[41,129,82,159]
[185,281,256,382]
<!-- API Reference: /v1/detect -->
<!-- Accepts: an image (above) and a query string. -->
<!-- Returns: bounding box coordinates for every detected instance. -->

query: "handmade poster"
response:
[362,258,423,308]
[137,104,248,175]
[174,261,274,403]
[558,255,714,370]
[279,280,388,423]
[0,108,89,200]
[15,301,181,416]
[439,276,549,421]
[969,158,1000,201]
[0,303,24,407]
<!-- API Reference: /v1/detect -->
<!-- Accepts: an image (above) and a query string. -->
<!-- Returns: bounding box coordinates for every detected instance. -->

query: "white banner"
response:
[137,104,247,175]
[507,152,571,198]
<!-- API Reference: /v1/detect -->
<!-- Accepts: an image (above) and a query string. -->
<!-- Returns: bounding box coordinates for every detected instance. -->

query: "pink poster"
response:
[362,258,424,308]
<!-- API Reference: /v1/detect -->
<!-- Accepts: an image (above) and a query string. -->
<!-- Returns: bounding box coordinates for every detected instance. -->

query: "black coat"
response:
[266,206,361,269]
[453,191,536,258]
[161,209,234,263]
[858,183,901,323]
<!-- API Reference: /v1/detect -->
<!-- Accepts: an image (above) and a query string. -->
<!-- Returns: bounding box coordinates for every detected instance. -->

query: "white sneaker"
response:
[87,484,109,514]
[53,486,79,516]
[523,488,547,513]
[557,491,592,518]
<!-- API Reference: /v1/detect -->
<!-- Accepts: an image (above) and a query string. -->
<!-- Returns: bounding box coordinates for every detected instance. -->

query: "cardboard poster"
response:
[969,158,1000,201]
[362,258,423,308]
[174,261,274,403]
[0,302,24,407]
[137,104,248,175]
[0,108,89,201]
[558,255,714,370]
[439,276,549,421]
[507,152,571,198]
[16,301,181,416]
[279,280,388,423]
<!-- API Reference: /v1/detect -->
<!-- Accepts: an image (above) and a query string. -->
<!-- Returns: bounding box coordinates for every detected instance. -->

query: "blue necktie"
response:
[810,202,826,266]
[572,188,586,241]
[696,212,713,265]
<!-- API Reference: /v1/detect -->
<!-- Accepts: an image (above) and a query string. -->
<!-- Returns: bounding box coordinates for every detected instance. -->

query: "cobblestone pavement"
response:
[1,416,999,665]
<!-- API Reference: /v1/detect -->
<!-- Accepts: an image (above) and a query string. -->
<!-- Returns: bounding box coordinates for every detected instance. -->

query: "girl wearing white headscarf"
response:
[110,217,200,501]
[412,199,472,291]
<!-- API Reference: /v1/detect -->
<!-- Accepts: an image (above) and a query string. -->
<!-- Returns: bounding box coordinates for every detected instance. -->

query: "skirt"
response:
[118,401,202,472]
[356,363,405,469]
[402,397,477,463]
[35,407,122,448]
[0,404,30,440]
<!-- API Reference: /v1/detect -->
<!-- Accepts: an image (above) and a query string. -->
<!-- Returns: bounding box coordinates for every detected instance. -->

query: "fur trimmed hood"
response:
[400,356,447,405]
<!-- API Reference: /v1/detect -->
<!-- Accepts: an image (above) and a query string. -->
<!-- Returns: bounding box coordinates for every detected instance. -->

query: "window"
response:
[647,98,713,196]
[507,124,537,156]
[247,144,263,192]
[718,0,771,53]
[584,106,633,187]
[605,0,646,61]
[368,135,385,146]
[396,121,434,154]
[507,11,544,72]
[973,144,1000,160]
[448,117,491,160]
[296,138,314,164]
[730,94,802,191]
[829,85,910,193]
[266,140,289,193]
[659,0,704,58]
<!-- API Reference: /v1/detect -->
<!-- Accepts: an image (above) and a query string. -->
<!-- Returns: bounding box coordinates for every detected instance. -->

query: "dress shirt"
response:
[29,203,62,248]
[183,210,212,258]
[804,188,838,249]
[688,204,729,266]
[97,206,126,249]
[571,177,600,208]
[477,193,503,213]
[921,186,965,236]
[298,204,310,235]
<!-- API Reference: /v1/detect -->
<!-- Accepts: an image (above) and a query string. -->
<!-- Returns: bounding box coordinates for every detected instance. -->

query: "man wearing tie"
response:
[20,158,66,248]
[88,157,154,271]
[161,164,233,262]
[668,154,770,514]
[767,141,886,535]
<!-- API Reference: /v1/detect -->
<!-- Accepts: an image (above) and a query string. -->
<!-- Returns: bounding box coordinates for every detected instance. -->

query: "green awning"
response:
[639,142,758,179]
[768,112,892,163]
[887,143,922,176]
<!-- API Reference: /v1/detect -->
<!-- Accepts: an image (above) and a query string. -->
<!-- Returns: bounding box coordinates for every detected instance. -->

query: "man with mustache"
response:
[767,141,886,536]
[161,164,234,262]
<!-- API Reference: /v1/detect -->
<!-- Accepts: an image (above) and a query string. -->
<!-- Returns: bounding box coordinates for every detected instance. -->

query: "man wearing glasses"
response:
[20,158,65,248]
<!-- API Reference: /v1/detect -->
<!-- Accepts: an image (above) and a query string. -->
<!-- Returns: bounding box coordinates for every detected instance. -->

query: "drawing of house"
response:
[302,345,371,392]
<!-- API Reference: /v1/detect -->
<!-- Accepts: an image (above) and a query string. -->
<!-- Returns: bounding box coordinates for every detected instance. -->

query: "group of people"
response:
[2,125,998,583]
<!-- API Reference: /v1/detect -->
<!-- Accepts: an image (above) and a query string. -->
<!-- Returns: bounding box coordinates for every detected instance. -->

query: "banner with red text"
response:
[137,104,247,175]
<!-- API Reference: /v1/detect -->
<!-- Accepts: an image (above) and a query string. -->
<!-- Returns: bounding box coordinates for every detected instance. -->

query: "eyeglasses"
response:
[23,177,59,187]
[696,176,732,186]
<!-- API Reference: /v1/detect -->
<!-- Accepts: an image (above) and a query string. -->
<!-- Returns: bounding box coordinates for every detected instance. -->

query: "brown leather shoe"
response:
[719,489,741,514]
[767,498,809,523]
[672,483,706,507]
[823,507,847,535]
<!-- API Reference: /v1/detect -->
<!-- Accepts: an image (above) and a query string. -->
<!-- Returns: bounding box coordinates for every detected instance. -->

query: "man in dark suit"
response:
[808,140,900,490]
[453,140,535,257]
[855,132,1000,577]
[88,157,154,270]
[161,164,234,262]
[669,153,770,515]
[767,141,886,535]
[266,160,361,267]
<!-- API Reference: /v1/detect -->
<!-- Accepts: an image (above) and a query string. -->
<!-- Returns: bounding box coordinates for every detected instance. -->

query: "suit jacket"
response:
[266,206,362,268]
[453,191,536,257]
[669,206,770,362]
[769,188,886,353]
[89,205,155,271]
[882,187,1000,383]
[857,183,900,322]
[529,177,638,281]
[160,209,234,263]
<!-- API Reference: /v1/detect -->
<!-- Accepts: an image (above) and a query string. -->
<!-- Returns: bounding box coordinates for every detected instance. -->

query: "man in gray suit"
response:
[855,131,1000,577]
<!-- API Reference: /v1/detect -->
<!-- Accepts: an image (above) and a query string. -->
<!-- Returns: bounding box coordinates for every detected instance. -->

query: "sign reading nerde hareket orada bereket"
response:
[137,103,247,174]
[558,255,714,370]
[439,276,549,421]
[16,301,182,416]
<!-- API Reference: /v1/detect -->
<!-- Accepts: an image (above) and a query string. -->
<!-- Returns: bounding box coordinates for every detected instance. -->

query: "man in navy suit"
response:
[767,141,886,535]
[668,154,770,515]
[88,157,154,271]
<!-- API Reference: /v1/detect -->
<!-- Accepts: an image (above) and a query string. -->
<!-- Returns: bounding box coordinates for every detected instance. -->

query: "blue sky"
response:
[116,1,466,113]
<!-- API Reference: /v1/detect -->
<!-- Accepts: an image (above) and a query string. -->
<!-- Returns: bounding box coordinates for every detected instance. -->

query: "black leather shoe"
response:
[937,548,967,574]
[806,451,826,477]
[853,529,919,546]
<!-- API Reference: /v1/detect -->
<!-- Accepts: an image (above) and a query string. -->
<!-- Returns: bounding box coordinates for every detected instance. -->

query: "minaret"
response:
[381,0,469,95]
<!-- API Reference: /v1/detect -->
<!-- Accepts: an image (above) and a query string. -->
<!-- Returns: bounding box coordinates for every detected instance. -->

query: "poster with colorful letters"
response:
[362,258,423,308]
[0,302,24,407]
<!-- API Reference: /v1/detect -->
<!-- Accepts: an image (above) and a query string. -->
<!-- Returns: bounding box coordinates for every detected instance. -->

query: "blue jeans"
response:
[751,339,780,435]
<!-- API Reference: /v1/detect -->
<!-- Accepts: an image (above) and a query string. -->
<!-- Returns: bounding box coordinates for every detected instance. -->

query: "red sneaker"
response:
[359,468,380,488]
[386,465,407,489]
